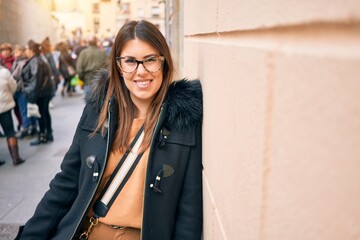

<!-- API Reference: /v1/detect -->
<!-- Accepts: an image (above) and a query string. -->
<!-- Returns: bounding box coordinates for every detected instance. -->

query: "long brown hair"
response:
[94,20,174,152]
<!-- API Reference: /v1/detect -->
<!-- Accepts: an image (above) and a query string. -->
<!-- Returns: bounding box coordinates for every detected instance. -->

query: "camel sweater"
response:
[91,118,149,229]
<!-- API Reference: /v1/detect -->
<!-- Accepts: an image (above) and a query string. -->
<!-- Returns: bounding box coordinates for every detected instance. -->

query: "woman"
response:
[0,42,15,70]
[17,20,203,240]
[22,40,55,145]
[12,44,38,138]
[57,41,76,96]
[0,65,25,166]
[1,42,22,129]
[41,37,61,89]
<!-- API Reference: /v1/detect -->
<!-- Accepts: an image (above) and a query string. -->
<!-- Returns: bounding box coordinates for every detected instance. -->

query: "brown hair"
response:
[41,37,52,54]
[55,42,70,56]
[0,43,13,52]
[27,40,41,55]
[14,44,25,52]
[94,20,174,152]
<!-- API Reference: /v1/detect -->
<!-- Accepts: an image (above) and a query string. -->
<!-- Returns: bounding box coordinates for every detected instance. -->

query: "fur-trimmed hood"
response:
[87,69,203,130]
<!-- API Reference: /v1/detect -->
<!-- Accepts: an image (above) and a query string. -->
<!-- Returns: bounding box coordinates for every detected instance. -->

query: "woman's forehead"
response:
[120,38,159,57]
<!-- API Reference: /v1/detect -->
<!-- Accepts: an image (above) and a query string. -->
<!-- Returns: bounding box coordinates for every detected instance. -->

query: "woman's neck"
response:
[135,107,148,119]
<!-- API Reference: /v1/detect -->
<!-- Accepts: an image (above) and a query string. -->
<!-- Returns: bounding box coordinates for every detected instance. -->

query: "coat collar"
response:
[87,69,203,130]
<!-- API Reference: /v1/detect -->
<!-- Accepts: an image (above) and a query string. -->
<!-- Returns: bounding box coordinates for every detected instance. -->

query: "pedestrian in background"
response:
[0,43,15,70]
[0,64,25,166]
[76,37,107,98]
[22,40,55,146]
[1,42,22,130]
[41,37,61,90]
[17,20,203,240]
[12,44,38,139]
[57,42,76,97]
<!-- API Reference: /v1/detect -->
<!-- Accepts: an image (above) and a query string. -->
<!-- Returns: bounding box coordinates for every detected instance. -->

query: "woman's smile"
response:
[134,79,152,88]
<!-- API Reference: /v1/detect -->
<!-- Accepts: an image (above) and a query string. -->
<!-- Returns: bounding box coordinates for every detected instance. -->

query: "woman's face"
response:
[25,45,33,58]
[14,49,23,58]
[1,49,11,58]
[119,38,163,112]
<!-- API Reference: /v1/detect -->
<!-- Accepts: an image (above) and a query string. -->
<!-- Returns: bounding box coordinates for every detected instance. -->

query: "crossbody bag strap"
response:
[80,124,145,239]
[93,124,145,218]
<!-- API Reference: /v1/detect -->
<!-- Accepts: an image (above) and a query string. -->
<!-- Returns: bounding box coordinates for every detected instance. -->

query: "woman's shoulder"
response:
[164,79,203,130]
[85,68,110,108]
[0,66,11,78]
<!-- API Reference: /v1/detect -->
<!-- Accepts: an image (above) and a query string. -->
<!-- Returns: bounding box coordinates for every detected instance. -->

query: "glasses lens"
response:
[118,56,164,73]
[119,57,137,73]
[143,56,163,72]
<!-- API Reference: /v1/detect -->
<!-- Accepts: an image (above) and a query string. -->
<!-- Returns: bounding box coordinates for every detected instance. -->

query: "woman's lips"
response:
[134,79,152,88]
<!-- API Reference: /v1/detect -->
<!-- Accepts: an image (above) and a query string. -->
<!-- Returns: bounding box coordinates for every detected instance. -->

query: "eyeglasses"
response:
[116,55,165,73]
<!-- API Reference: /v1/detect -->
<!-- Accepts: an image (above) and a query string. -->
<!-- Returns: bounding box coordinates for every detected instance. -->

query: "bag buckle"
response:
[79,216,98,240]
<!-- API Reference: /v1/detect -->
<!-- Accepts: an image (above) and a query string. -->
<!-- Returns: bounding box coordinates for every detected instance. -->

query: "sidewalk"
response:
[0,90,86,240]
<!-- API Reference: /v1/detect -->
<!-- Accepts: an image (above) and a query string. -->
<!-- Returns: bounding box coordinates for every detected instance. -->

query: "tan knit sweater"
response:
[90,118,149,229]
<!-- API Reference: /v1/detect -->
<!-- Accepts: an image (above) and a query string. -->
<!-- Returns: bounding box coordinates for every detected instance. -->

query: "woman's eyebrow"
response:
[120,53,158,59]
[143,54,158,58]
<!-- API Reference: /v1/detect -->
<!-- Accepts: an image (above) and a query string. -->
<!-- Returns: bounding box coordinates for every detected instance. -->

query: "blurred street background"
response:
[0,87,85,240]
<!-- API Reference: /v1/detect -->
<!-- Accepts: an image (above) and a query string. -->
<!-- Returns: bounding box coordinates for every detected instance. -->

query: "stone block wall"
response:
[183,1,360,239]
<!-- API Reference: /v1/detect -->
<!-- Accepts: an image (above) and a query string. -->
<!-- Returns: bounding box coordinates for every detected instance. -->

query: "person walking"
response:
[0,43,15,71]
[76,37,107,97]
[1,42,22,130]
[12,44,38,139]
[41,37,61,90]
[22,40,55,145]
[0,65,25,166]
[16,20,203,240]
[57,42,76,97]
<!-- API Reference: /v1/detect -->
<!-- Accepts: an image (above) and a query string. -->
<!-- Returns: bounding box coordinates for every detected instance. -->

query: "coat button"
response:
[86,155,96,168]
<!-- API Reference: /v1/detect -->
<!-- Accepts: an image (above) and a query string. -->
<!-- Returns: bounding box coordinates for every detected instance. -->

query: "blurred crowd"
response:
[0,37,110,167]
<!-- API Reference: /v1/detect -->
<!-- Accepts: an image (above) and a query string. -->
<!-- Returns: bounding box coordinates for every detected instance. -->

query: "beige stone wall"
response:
[183,1,360,239]
[0,0,56,45]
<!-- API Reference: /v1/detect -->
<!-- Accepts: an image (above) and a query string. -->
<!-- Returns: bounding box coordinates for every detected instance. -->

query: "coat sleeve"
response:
[23,61,39,103]
[173,124,203,239]
[5,69,17,94]
[17,106,88,240]
[75,51,85,80]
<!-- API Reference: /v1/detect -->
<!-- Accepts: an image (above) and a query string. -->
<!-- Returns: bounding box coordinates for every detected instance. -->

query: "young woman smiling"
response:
[17,20,203,240]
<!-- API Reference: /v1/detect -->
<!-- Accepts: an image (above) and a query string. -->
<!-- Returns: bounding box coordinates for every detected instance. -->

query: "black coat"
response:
[21,55,55,103]
[17,70,203,240]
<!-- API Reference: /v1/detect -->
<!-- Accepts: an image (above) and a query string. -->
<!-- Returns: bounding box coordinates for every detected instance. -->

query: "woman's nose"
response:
[136,63,148,74]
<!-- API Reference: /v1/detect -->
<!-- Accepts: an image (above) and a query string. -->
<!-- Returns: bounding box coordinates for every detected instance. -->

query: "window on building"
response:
[121,3,130,14]
[151,6,161,17]
[93,18,100,34]
[93,3,100,14]
[50,0,57,11]
[137,8,144,18]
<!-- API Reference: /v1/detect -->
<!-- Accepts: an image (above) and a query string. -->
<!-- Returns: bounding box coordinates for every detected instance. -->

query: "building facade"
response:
[0,0,164,47]
[180,1,360,239]
[0,0,57,46]
[51,0,165,42]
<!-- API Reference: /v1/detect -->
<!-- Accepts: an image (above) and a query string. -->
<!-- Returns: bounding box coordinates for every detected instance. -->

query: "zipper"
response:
[140,105,165,240]
[70,100,113,239]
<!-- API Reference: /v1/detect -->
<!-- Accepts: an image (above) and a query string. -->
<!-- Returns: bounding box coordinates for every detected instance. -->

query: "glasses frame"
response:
[115,55,165,73]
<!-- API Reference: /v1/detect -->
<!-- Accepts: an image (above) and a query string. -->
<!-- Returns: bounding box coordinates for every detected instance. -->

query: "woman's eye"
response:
[145,57,157,63]
[125,58,136,64]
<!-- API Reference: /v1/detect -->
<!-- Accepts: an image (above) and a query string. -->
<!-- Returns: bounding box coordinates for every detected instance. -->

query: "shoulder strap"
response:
[93,124,145,218]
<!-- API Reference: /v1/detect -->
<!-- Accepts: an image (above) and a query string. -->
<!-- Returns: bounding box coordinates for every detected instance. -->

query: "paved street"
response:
[0,89,86,240]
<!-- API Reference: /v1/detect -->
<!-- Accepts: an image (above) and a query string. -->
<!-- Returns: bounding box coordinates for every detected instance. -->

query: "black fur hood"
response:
[87,69,203,130]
